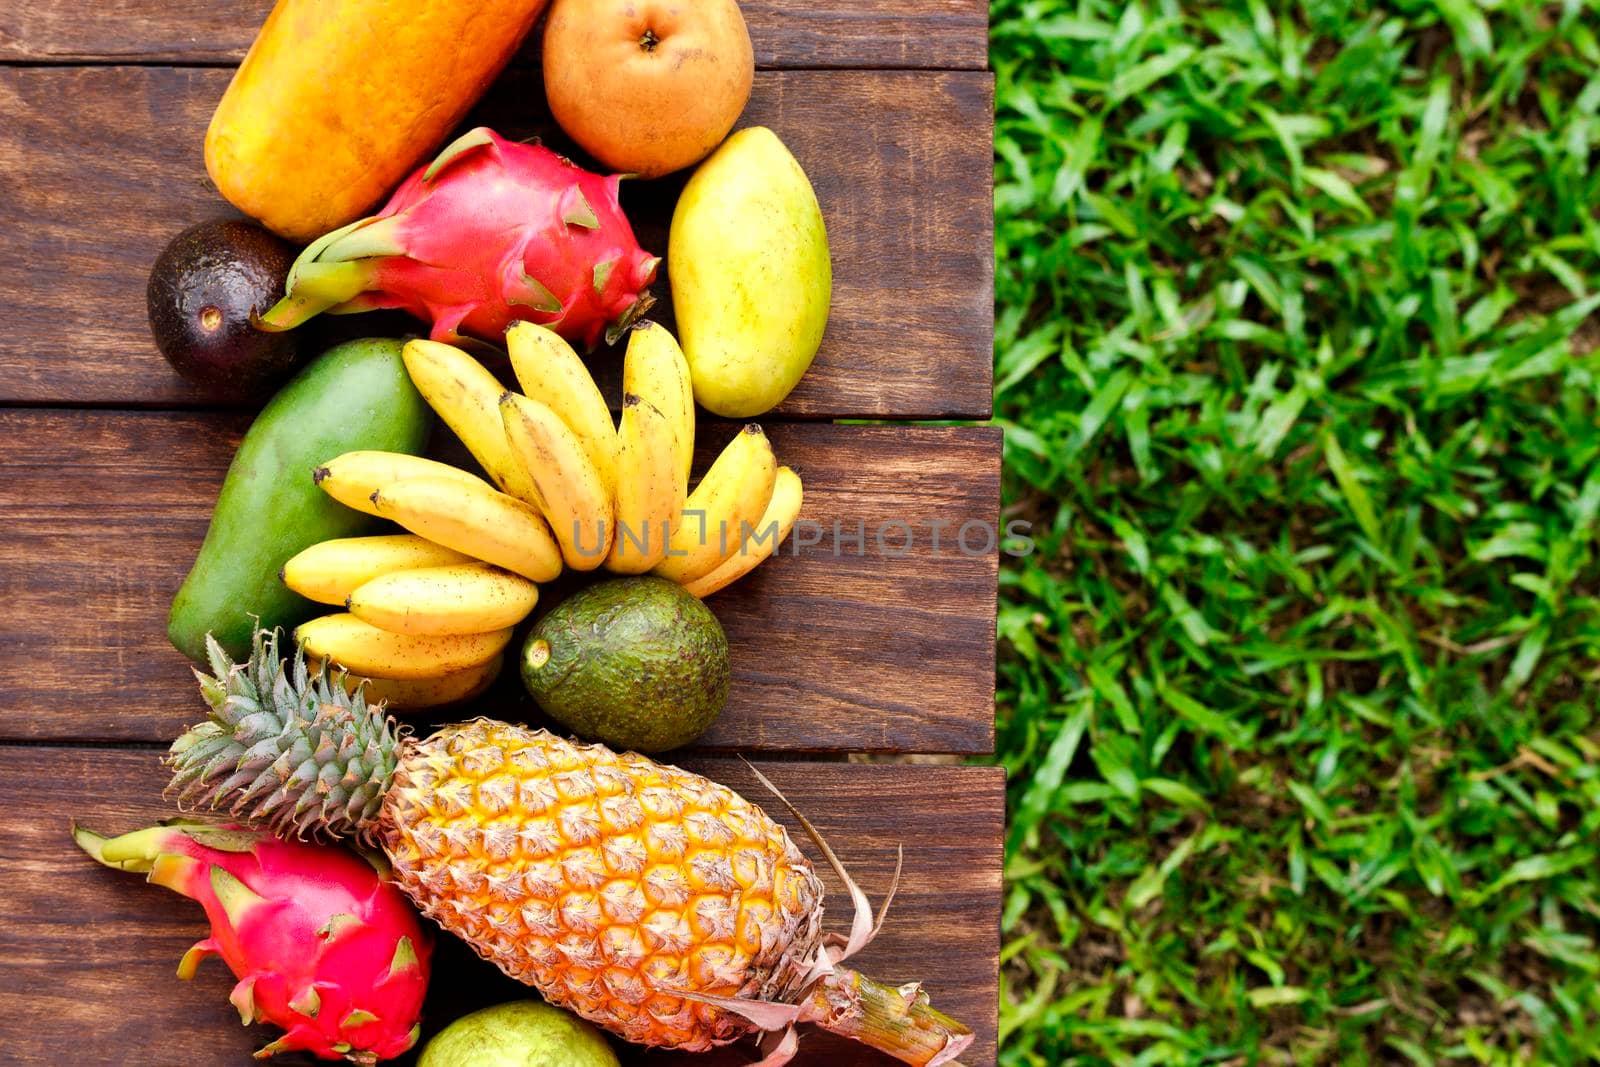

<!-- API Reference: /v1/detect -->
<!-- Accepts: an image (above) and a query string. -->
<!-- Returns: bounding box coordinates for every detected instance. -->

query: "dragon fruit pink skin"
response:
[72,821,430,1064]
[257,127,660,349]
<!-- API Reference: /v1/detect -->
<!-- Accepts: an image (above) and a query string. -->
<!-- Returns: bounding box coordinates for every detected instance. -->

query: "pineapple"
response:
[168,630,973,1066]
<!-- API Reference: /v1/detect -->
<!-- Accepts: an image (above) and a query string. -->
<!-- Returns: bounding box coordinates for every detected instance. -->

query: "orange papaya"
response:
[205,0,549,241]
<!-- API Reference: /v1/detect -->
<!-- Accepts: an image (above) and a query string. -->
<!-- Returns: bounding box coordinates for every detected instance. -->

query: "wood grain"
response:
[0,0,990,70]
[0,409,1000,753]
[0,1,1005,1053]
[0,65,993,419]
[0,746,1001,1066]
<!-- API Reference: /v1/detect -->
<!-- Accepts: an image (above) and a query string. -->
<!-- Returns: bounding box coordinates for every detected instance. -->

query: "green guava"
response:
[418,1000,619,1067]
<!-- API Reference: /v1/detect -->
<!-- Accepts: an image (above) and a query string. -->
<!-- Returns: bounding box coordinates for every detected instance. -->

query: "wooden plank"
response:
[0,1,991,70]
[0,409,1000,753]
[0,746,1001,1065]
[0,65,993,419]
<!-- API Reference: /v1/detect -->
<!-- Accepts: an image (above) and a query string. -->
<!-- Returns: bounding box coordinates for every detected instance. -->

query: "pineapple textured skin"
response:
[380,719,825,1050]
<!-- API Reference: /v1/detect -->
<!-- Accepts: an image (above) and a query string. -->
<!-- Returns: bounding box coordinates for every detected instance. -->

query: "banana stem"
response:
[603,289,656,347]
[800,966,974,1066]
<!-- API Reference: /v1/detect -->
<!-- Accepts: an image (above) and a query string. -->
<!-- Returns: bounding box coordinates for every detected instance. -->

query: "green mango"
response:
[168,338,432,662]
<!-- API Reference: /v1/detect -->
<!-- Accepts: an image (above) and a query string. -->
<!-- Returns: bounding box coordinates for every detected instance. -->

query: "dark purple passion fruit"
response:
[147,218,301,396]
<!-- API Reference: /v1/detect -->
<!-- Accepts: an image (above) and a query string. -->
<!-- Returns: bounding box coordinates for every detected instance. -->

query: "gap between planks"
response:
[0,1,992,71]
[0,411,1001,755]
[0,64,995,418]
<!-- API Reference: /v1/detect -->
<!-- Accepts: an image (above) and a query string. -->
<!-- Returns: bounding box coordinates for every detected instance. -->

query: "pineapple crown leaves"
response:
[166,628,403,846]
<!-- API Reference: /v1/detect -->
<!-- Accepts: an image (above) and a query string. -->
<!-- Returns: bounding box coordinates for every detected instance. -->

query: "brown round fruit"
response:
[147,218,301,397]
[542,0,754,180]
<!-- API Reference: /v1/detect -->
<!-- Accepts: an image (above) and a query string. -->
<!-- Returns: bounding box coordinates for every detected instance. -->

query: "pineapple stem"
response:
[801,966,974,1066]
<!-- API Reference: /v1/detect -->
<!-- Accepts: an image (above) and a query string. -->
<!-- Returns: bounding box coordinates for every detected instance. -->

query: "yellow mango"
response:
[667,127,832,418]
[206,0,549,241]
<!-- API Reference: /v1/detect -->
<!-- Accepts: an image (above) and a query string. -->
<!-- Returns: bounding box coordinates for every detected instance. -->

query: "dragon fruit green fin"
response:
[563,189,599,229]
[177,938,221,980]
[71,823,121,868]
[310,216,408,263]
[231,976,260,1025]
[386,936,421,981]
[289,984,322,1018]
[423,127,498,182]
[509,270,563,314]
[592,257,617,295]
[255,261,378,332]
[210,866,267,927]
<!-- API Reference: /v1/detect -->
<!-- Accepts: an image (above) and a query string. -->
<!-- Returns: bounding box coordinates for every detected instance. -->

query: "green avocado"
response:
[167,338,432,662]
[521,576,730,752]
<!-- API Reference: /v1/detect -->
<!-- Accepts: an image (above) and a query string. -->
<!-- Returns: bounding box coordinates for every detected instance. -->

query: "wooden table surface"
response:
[0,3,1000,1065]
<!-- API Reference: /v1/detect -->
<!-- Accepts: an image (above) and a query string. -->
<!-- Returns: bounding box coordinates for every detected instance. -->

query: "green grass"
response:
[989,0,1600,1061]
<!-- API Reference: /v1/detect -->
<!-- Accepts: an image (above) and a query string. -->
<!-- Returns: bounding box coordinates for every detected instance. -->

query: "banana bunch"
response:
[278,323,801,709]
[283,450,555,709]
[404,322,802,596]
[280,522,531,710]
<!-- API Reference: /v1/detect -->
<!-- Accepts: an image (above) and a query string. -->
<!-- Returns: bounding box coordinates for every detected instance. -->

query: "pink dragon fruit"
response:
[72,820,430,1063]
[256,127,659,349]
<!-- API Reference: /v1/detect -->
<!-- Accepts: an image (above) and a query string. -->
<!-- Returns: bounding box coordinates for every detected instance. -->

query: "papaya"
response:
[167,338,433,663]
[206,0,550,241]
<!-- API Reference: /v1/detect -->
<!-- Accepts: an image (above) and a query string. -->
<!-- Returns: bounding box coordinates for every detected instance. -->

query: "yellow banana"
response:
[683,466,803,597]
[623,320,695,487]
[606,395,686,574]
[281,534,474,605]
[506,321,621,495]
[314,451,489,517]
[296,613,512,680]
[370,475,562,582]
[401,338,542,506]
[500,392,613,571]
[347,563,538,636]
[318,655,504,712]
[653,424,777,584]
